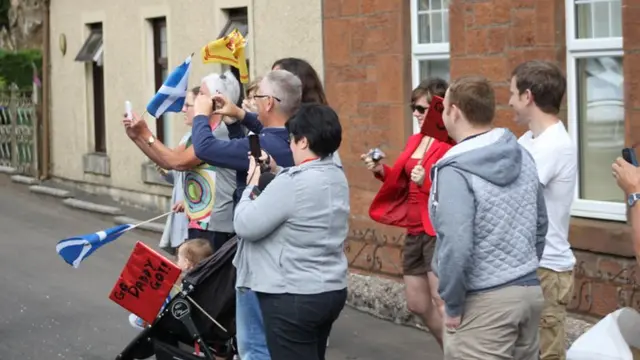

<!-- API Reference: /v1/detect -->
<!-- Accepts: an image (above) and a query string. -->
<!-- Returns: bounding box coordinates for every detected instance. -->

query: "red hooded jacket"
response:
[368,134,452,236]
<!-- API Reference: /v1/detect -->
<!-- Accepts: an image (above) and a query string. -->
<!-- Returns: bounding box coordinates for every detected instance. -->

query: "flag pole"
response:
[126,211,173,231]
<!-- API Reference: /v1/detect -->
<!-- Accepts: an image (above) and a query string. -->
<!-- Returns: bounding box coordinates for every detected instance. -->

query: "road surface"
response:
[0,176,441,359]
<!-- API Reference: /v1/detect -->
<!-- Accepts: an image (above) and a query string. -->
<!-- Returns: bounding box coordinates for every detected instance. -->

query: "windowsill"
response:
[141,161,172,187]
[83,152,110,176]
[569,217,634,258]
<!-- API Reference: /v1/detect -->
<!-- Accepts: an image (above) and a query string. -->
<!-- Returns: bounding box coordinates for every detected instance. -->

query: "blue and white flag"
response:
[56,224,133,268]
[146,54,193,118]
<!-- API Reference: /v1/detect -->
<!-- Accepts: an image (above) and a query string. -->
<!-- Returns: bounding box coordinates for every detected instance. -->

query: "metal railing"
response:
[0,84,39,177]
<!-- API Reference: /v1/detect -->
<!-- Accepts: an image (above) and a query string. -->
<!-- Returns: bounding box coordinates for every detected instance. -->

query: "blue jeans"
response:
[236,288,270,360]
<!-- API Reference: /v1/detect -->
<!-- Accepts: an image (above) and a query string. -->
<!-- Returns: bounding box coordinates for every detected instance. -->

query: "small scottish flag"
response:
[56,224,133,268]
[146,54,193,118]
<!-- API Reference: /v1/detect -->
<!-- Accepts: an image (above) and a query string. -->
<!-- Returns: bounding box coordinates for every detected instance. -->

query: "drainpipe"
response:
[41,0,51,179]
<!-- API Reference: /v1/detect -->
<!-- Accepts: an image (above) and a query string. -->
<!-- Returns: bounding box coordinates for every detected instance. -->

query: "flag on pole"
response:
[146,54,193,118]
[56,224,133,268]
[201,29,249,84]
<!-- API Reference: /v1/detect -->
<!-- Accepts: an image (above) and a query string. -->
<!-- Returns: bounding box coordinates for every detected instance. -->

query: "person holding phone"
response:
[234,103,348,360]
[612,152,640,266]
[190,69,301,360]
[122,73,240,252]
[361,78,451,348]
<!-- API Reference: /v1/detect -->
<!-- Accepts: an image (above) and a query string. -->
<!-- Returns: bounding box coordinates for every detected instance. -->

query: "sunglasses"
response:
[411,104,428,114]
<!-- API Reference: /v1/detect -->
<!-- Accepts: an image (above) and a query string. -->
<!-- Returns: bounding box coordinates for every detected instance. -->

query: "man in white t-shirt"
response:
[509,60,577,360]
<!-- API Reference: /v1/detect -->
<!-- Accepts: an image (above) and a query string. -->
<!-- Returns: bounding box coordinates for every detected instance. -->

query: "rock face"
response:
[0,0,44,50]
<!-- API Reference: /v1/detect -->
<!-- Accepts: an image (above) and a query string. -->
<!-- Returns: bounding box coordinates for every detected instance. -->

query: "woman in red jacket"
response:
[361,78,451,348]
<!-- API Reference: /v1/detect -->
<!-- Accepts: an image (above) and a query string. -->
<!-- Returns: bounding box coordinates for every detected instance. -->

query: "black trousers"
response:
[186,229,234,252]
[257,289,347,360]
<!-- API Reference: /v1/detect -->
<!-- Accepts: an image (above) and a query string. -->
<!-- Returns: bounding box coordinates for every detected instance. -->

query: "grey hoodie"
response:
[428,128,547,318]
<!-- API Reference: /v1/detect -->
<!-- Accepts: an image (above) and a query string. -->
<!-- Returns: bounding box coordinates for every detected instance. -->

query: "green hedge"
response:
[0,49,42,89]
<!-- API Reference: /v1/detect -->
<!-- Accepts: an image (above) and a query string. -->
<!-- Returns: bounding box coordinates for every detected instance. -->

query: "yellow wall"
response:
[49,0,323,206]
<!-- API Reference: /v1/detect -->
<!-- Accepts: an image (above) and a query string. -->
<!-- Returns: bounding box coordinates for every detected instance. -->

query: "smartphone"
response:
[124,101,132,120]
[623,148,639,167]
[249,134,261,159]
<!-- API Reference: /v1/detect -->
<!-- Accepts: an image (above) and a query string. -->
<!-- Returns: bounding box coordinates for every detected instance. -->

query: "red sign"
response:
[109,241,181,324]
[420,95,455,145]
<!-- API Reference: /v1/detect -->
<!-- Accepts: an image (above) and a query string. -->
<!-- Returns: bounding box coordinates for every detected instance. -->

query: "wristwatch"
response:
[146,135,156,146]
[628,193,640,207]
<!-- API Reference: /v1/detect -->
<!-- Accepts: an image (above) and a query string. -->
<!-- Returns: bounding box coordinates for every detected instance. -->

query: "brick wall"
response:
[322,0,640,319]
[449,0,567,135]
[572,250,640,317]
[322,0,411,277]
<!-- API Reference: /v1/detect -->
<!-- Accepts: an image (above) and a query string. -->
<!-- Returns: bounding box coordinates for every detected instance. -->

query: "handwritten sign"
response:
[420,95,455,145]
[109,241,181,324]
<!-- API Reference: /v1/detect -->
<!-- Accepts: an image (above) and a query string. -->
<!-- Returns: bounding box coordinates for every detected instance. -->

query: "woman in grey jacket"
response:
[234,103,349,360]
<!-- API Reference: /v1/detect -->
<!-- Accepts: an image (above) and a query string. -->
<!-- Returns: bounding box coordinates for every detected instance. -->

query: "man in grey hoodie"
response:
[429,75,548,360]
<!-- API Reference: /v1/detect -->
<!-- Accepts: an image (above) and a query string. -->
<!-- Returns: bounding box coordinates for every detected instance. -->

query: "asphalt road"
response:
[0,176,441,360]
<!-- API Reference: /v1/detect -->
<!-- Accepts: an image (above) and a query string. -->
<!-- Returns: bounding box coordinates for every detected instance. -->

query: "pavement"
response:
[0,175,442,360]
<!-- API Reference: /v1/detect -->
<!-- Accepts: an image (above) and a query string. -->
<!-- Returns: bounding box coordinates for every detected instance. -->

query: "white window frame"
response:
[410,0,450,134]
[565,0,625,221]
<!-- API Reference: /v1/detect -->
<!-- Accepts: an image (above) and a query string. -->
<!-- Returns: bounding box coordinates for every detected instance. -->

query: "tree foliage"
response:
[0,49,42,89]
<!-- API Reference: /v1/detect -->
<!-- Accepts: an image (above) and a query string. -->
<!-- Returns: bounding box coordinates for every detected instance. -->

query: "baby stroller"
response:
[116,236,238,360]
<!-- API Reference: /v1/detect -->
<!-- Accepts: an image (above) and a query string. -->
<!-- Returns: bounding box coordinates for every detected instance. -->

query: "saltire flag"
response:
[146,54,193,118]
[56,224,133,268]
[201,29,249,84]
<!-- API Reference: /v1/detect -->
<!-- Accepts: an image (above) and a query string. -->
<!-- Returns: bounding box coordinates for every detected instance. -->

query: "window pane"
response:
[75,31,103,62]
[416,0,449,44]
[593,1,610,38]
[160,24,167,58]
[576,56,625,202]
[419,59,450,82]
[432,11,444,43]
[443,11,449,42]
[575,0,622,39]
[418,13,430,43]
[611,2,622,37]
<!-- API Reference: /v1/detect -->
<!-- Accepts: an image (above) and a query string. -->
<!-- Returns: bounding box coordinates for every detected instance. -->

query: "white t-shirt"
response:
[519,121,577,272]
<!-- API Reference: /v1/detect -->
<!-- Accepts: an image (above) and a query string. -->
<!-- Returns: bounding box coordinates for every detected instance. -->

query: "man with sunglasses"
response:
[191,69,301,360]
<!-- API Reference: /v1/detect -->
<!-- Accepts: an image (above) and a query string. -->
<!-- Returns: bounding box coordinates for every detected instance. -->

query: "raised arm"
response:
[191,114,251,171]
[123,114,201,171]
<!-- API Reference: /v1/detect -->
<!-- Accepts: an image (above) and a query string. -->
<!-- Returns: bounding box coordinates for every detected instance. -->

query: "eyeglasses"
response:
[411,104,428,114]
[254,94,282,102]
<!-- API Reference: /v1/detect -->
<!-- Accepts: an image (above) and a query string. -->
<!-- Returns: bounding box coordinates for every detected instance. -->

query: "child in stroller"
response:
[117,236,239,360]
[128,238,214,330]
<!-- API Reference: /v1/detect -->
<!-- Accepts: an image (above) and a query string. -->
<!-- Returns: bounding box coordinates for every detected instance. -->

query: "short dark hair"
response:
[511,60,566,115]
[285,103,342,158]
[272,58,328,105]
[411,77,448,103]
[447,76,495,126]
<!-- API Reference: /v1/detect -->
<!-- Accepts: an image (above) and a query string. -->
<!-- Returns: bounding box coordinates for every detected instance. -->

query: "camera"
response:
[369,148,384,162]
